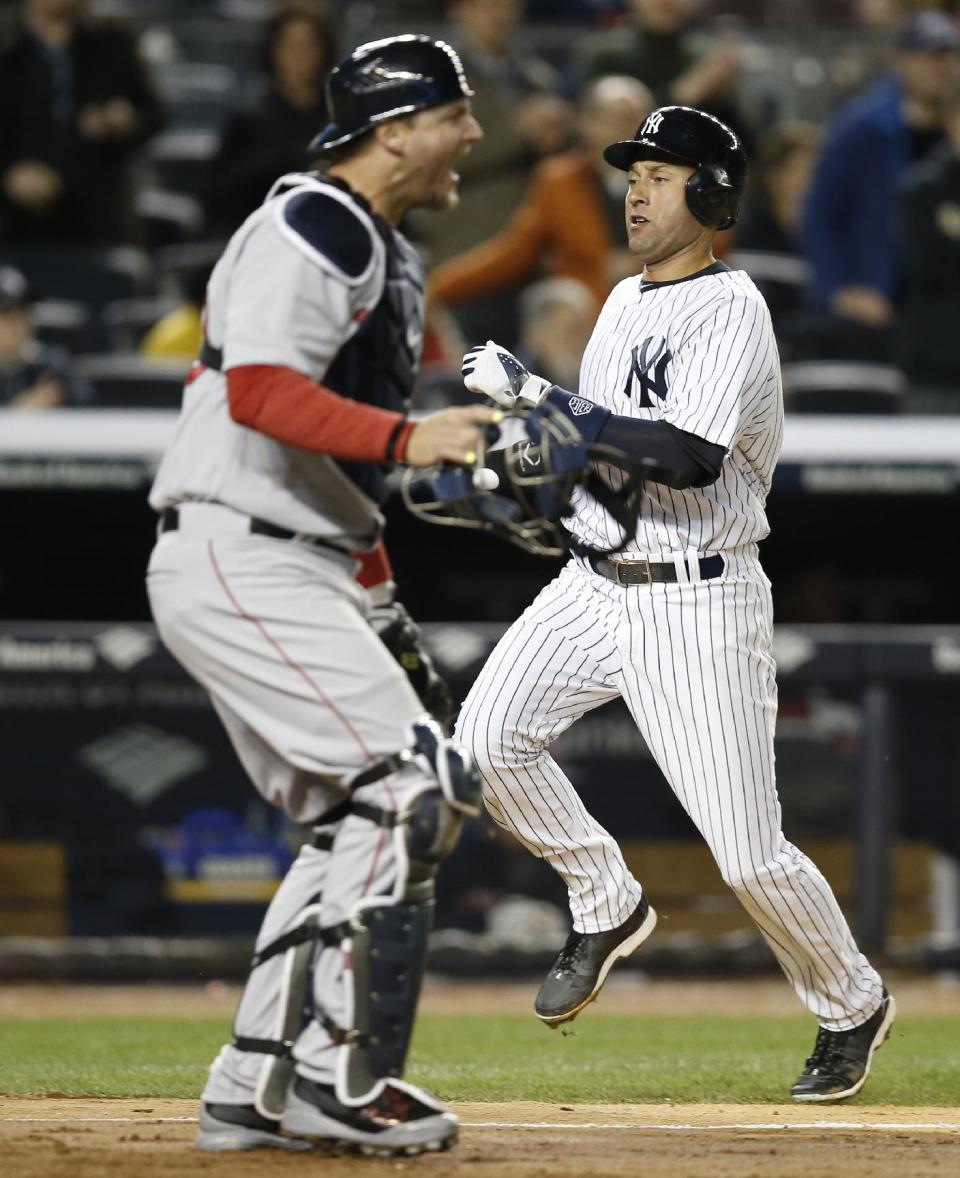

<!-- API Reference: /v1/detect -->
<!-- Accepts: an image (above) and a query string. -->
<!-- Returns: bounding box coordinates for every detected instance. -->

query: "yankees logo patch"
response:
[624,336,672,408]
[641,110,665,136]
[566,396,593,417]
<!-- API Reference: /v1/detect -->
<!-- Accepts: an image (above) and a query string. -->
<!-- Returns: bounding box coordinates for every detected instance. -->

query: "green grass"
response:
[1,1014,957,1105]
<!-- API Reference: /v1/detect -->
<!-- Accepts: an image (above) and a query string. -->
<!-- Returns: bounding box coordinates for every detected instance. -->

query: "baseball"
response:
[473,467,500,491]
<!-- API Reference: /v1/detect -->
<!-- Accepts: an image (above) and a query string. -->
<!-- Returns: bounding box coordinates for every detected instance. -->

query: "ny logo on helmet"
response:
[641,111,665,136]
[355,57,431,93]
[624,337,672,408]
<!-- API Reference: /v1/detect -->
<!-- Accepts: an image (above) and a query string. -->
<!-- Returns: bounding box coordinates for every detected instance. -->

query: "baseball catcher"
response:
[147,34,494,1158]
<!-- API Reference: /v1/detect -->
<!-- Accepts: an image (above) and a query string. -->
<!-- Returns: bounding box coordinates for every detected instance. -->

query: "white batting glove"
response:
[461,340,552,409]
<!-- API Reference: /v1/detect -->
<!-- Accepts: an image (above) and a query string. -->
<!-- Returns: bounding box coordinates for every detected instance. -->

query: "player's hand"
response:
[461,340,552,409]
[405,405,501,468]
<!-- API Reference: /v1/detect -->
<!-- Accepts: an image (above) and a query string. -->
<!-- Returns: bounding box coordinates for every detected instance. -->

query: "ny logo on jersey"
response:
[624,337,672,408]
[641,111,665,136]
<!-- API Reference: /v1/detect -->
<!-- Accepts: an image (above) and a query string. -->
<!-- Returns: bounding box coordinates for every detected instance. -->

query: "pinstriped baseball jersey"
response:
[570,262,784,556]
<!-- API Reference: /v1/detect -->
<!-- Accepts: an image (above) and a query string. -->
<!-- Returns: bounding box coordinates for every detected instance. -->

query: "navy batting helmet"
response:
[310,34,473,153]
[603,105,748,230]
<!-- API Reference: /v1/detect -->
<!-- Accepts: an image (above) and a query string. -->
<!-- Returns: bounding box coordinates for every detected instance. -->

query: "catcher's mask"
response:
[401,403,650,559]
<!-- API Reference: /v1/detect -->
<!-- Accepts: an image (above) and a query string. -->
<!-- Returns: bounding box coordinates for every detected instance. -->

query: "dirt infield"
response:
[2,977,958,1177]
[2,1095,957,1178]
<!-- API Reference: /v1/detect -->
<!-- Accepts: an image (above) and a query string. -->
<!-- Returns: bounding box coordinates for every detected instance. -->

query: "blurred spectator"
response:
[897,77,960,396]
[800,9,960,353]
[736,122,821,255]
[140,264,211,360]
[0,263,91,408]
[828,4,960,123]
[428,76,654,320]
[575,0,753,155]
[408,0,572,267]
[733,122,822,335]
[0,0,165,245]
[515,277,597,390]
[203,0,336,234]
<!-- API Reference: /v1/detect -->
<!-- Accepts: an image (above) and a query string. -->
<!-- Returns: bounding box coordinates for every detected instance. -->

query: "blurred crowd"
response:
[1,0,959,411]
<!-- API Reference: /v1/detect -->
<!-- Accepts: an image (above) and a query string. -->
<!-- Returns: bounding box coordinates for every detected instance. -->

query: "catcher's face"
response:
[402,99,483,211]
[624,159,711,265]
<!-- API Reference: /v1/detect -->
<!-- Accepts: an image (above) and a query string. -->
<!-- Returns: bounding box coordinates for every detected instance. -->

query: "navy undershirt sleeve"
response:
[596,416,726,489]
[537,386,725,489]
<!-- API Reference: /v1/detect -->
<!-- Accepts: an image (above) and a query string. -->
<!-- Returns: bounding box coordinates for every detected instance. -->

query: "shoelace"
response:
[804,1026,850,1073]
[553,931,590,973]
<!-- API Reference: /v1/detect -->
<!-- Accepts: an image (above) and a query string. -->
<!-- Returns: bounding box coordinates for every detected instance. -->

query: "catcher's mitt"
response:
[370,601,454,730]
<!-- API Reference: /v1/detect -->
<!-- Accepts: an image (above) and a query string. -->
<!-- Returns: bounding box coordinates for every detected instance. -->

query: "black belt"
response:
[160,507,349,555]
[199,339,223,371]
[590,553,724,586]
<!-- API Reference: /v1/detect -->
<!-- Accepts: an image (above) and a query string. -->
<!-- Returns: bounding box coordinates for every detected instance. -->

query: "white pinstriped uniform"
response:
[457,264,884,1030]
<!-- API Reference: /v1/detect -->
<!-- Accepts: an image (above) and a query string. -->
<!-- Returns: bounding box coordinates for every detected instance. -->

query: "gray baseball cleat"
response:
[790,988,896,1102]
[535,895,657,1026]
[196,1101,312,1151]
[281,1075,458,1157]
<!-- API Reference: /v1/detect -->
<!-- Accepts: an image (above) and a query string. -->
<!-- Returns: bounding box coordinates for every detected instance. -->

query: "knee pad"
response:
[347,714,481,819]
[407,715,482,819]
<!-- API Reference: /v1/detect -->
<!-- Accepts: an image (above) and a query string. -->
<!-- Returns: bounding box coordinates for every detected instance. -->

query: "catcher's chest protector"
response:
[323,202,425,504]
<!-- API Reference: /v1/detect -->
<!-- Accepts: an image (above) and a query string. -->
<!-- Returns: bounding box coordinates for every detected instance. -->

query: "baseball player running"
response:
[146,36,496,1156]
[456,106,895,1102]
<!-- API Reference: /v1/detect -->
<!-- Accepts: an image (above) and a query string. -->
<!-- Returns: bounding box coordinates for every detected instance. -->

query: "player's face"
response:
[403,100,483,211]
[624,159,708,264]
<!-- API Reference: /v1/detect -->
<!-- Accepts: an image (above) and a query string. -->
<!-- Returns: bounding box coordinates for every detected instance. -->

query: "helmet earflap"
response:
[684,164,739,231]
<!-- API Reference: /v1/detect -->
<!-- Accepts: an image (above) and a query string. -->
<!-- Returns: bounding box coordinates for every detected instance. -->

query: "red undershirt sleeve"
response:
[354,540,394,590]
[225,364,416,463]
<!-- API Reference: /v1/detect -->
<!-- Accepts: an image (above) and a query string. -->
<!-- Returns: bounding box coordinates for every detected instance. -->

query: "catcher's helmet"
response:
[310,35,473,152]
[603,105,747,230]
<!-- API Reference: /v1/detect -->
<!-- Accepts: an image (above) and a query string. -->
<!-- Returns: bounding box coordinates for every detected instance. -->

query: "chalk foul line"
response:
[2,1116,957,1133]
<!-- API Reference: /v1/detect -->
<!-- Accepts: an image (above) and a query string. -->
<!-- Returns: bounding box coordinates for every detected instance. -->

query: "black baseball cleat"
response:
[790,988,897,1102]
[196,1101,312,1151]
[535,895,657,1026]
[280,1075,458,1156]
